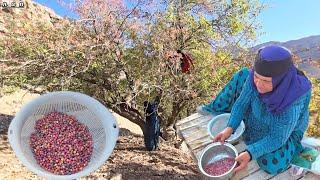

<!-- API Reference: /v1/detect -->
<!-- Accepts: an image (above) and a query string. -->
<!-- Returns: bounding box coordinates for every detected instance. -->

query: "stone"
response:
[0,25,8,33]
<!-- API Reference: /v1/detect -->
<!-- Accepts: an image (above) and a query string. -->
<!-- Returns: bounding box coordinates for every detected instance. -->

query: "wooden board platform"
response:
[176,113,320,180]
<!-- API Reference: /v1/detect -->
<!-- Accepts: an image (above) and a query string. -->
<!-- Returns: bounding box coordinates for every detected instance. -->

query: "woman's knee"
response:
[257,152,289,175]
[256,139,296,175]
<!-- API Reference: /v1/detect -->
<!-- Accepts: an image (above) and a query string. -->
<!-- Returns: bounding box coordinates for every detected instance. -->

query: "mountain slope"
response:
[252,35,320,78]
[253,35,320,61]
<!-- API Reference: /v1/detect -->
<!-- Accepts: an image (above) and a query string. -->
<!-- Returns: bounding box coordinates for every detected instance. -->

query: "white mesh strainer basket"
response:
[8,91,119,180]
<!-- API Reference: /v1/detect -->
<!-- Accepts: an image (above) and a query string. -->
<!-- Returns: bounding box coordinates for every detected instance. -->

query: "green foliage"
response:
[307,78,320,137]
[0,86,20,94]
[0,43,4,57]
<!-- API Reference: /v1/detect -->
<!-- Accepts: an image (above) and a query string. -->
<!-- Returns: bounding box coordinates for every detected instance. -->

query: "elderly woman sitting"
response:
[199,45,312,175]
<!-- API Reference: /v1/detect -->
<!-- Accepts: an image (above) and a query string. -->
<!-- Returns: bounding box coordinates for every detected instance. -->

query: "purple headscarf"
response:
[250,45,312,114]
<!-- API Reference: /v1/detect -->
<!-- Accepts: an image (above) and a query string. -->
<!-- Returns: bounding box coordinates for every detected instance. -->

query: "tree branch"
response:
[108,102,145,133]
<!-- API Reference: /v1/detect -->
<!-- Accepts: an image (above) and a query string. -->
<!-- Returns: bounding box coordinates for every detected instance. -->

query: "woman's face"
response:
[254,71,273,94]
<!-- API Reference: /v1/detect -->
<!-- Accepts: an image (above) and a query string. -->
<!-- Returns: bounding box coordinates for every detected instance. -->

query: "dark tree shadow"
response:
[85,162,201,180]
[0,114,13,134]
[119,127,143,138]
[0,114,14,152]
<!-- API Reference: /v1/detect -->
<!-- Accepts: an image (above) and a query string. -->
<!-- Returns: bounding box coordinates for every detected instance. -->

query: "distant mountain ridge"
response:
[253,35,320,61]
[253,35,320,78]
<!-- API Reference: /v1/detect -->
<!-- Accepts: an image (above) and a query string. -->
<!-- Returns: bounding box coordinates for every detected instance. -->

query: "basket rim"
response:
[8,91,119,180]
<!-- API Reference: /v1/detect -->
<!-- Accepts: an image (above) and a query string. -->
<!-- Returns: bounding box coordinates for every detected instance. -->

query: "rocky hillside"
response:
[0,0,62,35]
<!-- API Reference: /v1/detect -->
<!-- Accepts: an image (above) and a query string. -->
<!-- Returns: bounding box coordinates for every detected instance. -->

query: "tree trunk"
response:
[109,103,146,134]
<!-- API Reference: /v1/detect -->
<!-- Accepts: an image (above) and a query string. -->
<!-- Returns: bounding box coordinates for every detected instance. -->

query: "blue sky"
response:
[34,0,320,45]
[34,0,79,19]
[257,0,320,44]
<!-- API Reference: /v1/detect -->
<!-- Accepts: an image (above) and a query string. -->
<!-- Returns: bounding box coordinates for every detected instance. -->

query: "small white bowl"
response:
[207,113,245,144]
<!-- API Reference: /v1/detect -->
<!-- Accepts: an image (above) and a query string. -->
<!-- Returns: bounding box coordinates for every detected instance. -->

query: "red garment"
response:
[180,53,194,73]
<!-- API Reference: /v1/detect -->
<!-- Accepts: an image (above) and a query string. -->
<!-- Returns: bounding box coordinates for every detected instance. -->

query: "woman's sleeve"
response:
[246,91,311,160]
[227,77,252,131]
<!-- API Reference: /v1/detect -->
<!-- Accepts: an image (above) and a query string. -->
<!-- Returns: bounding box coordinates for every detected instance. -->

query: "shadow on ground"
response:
[85,161,199,180]
[83,128,201,180]
[0,114,13,152]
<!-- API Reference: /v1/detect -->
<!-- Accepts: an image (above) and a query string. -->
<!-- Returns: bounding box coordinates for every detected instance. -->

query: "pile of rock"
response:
[0,0,62,35]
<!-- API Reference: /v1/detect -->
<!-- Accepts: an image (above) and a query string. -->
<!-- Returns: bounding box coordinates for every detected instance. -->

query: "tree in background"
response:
[0,0,263,138]
[307,61,320,137]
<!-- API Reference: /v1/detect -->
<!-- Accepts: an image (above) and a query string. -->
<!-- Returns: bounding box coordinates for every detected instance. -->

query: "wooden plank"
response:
[187,133,213,146]
[242,169,274,180]
[176,127,199,161]
[180,141,200,164]
[232,161,260,180]
[246,166,304,180]
[232,171,249,180]
[177,114,213,131]
[177,114,208,155]
[181,128,209,143]
[180,121,208,137]
[299,172,320,180]
[189,135,212,150]
[176,113,203,126]
[194,148,204,161]
[176,115,205,131]
[244,167,303,180]
[270,170,302,180]
[178,119,210,134]
[178,118,212,152]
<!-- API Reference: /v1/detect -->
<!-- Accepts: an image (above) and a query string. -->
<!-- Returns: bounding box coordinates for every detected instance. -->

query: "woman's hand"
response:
[234,151,251,173]
[213,127,233,144]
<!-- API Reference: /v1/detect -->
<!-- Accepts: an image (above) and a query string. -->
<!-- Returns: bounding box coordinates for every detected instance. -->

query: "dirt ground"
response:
[0,90,201,180]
